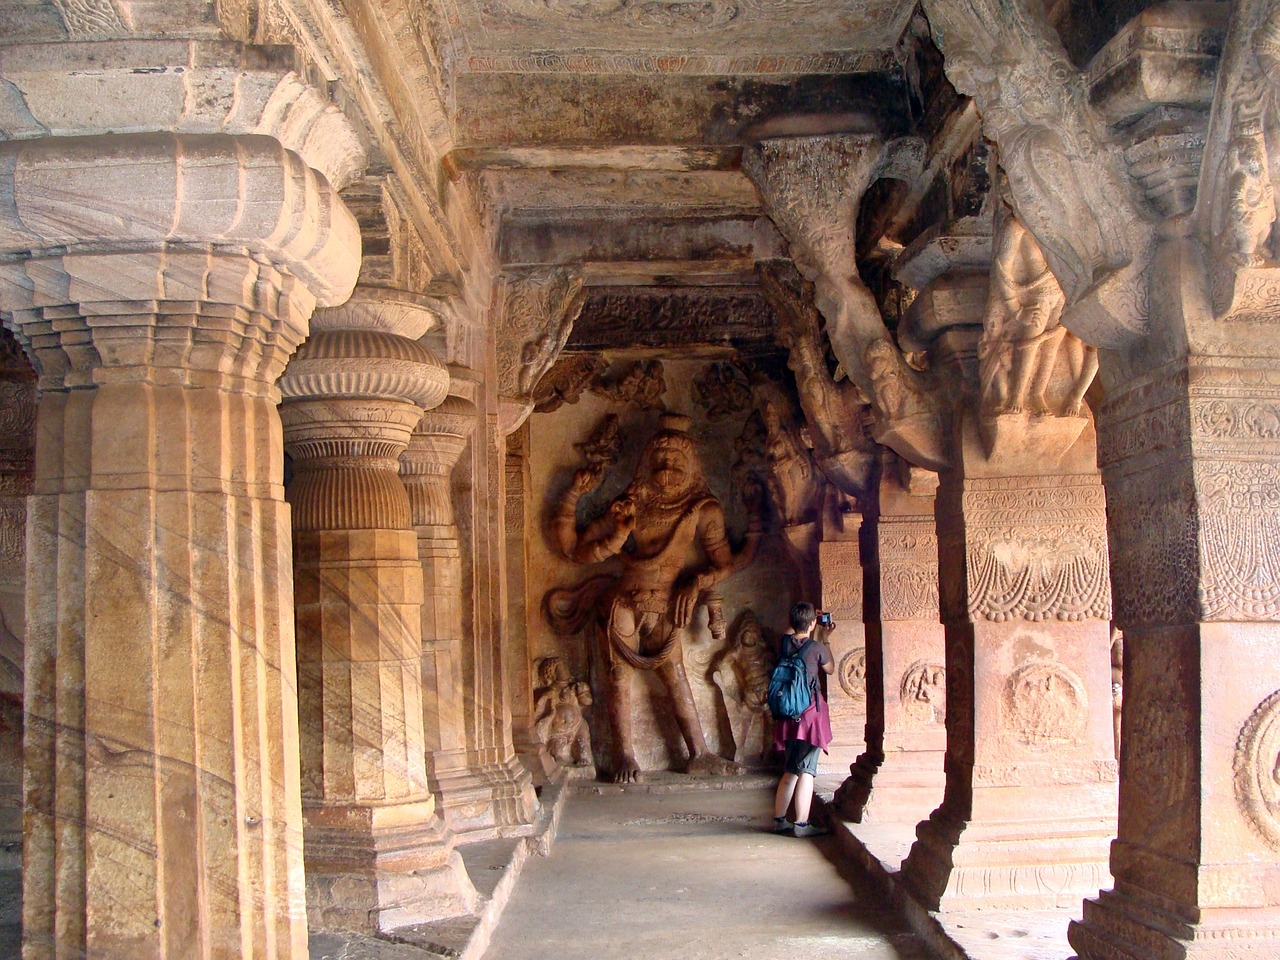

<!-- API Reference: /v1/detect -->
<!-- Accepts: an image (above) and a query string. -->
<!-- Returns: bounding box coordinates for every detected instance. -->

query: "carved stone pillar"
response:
[818,507,868,770]
[897,412,1117,910]
[0,332,33,851]
[280,291,477,931]
[836,458,946,827]
[504,423,555,782]
[0,131,360,958]
[464,374,539,832]
[400,395,507,835]
[1066,293,1280,955]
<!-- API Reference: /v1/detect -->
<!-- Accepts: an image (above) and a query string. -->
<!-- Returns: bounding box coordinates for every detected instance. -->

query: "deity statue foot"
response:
[609,756,642,784]
[685,752,744,778]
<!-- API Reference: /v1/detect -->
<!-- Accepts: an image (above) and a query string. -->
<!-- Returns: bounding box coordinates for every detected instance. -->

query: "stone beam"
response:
[453,71,912,149]
[498,215,783,271]
[447,146,744,174]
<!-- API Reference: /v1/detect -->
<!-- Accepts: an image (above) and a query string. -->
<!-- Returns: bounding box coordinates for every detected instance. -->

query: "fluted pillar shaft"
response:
[401,400,501,834]
[280,293,476,932]
[0,128,359,960]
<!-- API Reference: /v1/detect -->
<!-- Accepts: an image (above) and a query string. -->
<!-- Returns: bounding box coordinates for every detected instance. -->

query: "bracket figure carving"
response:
[757,262,878,495]
[979,201,1098,421]
[497,267,587,434]
[923,0,1152,347]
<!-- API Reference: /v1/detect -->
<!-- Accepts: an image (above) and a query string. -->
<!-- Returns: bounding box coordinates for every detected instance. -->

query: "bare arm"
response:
[552,466,636,564]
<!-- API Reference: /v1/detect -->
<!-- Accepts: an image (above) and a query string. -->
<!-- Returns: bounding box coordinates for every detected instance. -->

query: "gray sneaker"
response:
[772,817,793,835]
[792,821,827,838]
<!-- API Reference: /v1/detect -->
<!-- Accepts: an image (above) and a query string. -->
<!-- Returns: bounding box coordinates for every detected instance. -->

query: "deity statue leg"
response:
[604,603,641,782]
[657,655,709,758]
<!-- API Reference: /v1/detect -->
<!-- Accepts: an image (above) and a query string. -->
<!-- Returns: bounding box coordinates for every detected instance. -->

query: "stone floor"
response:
[816,798,1082,960]
[0,780,1094,960]
[483,778,933,960]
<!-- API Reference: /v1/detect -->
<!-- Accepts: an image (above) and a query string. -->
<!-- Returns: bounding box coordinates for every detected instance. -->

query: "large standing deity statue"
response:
[547,414,762,783]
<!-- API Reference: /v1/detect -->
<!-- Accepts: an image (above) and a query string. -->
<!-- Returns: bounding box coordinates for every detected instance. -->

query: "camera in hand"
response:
[818,611,833,627]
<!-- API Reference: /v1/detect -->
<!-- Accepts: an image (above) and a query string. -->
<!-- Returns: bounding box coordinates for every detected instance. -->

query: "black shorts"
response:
[783,739,820,776]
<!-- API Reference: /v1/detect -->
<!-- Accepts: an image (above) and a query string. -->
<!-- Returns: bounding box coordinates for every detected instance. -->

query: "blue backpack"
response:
[767,637,815,721]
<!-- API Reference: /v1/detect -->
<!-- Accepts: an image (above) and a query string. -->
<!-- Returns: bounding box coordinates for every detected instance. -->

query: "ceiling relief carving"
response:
[443,0,915,74]
[567,289,779,351]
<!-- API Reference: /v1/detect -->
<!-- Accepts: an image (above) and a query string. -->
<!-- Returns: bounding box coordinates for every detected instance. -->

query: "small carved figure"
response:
[711,611,772,763]
[758,390,824,528]
[593,359,666,410]
[533,657,594,768]
[547,413,762,782]
[575,414,622,466]
[864,339,926,422]
[692,362,752,419]
[1219,132,1275,267]
[534,353,608,413]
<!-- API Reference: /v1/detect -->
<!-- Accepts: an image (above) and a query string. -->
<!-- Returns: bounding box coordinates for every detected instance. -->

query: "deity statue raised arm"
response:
[547,413,762,783]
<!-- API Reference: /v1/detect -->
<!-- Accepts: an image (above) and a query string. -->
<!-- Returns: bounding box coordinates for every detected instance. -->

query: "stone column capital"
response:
[0,39,366,190]
[311,287,446,340]
[0,134,361,313]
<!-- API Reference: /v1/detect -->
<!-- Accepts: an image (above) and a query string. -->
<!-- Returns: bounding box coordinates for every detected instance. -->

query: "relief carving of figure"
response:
[978,203,1098,418]
[864,339,929,422]
[547,413,762,782]
[711,611,773,764]
[757,262,875,497]
[757,388,824,528]
[593,359,667,410]
[1216,131,1275,267]
[533,657,594,768]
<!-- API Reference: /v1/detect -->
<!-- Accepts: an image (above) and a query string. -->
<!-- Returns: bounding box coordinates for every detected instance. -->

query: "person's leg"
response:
[774,772,799,820]
[792,772,815,824]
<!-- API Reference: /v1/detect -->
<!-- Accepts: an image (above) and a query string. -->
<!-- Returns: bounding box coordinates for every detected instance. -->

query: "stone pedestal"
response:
[0,131,360,957]
[837,469,945,827]
[900,417,1117,911]
[1068,345,1280,958]
[281,295,476,933]
[818,517,868,772]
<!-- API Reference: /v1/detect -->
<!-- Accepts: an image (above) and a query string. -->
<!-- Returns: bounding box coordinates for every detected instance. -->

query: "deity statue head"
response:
[630,413,709,505]
[536,656,571,688]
